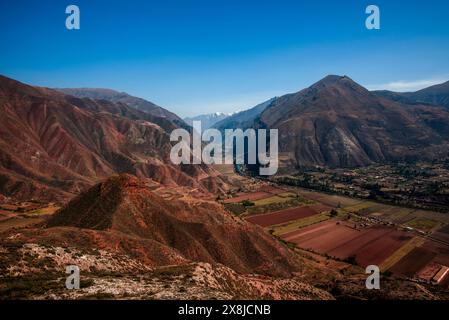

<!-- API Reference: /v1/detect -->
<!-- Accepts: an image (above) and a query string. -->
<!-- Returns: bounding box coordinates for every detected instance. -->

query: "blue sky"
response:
[1,0,449,117]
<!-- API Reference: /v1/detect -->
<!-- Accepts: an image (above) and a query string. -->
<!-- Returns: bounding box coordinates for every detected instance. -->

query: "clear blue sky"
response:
[1,0,449,117]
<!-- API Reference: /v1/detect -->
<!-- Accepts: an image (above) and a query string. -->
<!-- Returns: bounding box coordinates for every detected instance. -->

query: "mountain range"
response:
[0,75,230,202]
[56,87,186,127]
[373,80,449,108]
[213,97,277,132]
[3,74,449,202]
[3,74,449,201]
[184,112,231,130]
[210,75,449,170]
[261,75,449,169]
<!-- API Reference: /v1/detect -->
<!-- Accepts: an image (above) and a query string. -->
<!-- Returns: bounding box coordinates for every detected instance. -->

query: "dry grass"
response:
[405,218,440,232]
[271,212,331,236]
[253,195,296,206]
[28,205,60,216]
[0,217,45,233]
[343,202,377,213]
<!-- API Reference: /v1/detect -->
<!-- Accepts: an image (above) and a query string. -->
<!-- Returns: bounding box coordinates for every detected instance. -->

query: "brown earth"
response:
[259,75,449,169]
[245,206,320,227]
[13,174,299,277]
[282,221,413,267]
[0,75,232,202]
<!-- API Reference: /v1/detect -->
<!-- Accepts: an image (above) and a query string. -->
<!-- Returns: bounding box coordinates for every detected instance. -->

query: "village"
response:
[274,160,449,212]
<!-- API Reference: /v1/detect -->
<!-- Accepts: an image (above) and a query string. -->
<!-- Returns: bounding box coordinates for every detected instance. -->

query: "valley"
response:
[2,74,449,300]
[273,160,449,212]
[218,166,449,290]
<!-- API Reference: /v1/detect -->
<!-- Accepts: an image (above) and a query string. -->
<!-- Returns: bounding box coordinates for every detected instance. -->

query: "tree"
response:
[241,200,255,207]
[330,209,338,217]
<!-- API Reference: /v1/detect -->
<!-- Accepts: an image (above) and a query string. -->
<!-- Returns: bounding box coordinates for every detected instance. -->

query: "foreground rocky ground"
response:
[2,237,449,300]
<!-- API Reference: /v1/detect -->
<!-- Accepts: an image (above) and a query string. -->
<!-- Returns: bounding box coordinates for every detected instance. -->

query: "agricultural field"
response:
[252,193,297,206]
[0,202,59,233]
[231,182,449,288]
[279,221,413,267]
[245,204,330,227]
[433,225,449,244]
[271,212,332,236]
[405,218,440,233]
[297,190,361,208]
[222,184,311,215]
[223,191,272,204]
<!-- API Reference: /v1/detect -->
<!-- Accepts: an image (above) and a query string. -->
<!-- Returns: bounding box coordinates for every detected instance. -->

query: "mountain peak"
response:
[311,75,356,89]
[45,173,298,276]
[304,75,370,98]
[46,173,149,230]
[320,74,345,83]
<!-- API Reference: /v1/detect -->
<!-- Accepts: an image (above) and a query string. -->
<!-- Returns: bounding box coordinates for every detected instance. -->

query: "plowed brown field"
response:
[280,221,413,267]
[245,205,330,227]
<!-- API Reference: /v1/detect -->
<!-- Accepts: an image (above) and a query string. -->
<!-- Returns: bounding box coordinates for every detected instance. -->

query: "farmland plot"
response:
[280,221,413,267]
[245,205,328,227]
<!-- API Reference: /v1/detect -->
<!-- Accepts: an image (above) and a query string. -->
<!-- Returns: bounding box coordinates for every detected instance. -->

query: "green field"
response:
[253,195,296,206]
[271,212,331,236]
[405,218,440,232]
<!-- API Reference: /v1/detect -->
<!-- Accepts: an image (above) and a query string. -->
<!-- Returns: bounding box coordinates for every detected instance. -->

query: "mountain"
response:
[257,75,449,169]
[184,112,230,130]
[373,80,449,108]
[39,174,298,276]
[0,75,229,201]
[56,87,186,127]
[214,97,277,132]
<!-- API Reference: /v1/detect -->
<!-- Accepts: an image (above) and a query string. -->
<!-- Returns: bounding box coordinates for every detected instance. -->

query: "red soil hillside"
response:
[56,88,186,128]
[40,174,298,276]
[0,75,229,201]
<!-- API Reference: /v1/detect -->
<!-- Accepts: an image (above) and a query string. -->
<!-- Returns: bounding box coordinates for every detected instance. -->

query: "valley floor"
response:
[220,173,449,290]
